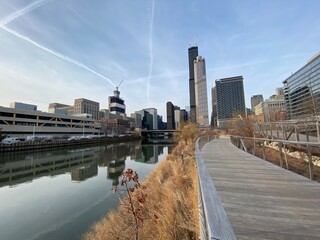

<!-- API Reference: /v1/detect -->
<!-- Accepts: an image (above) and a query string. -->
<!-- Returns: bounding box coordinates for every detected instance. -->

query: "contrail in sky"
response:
[0,0,116,87]
[0,0,52,26]
[147,0,155,104]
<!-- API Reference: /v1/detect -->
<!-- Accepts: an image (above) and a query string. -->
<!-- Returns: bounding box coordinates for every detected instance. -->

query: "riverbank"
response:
[83,137,200,239]
[0,135,141,153]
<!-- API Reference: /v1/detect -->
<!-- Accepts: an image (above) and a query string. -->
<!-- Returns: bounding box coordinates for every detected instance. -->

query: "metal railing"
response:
[255,120,320,142]
[230,135,320,180]
[195,135,236,240]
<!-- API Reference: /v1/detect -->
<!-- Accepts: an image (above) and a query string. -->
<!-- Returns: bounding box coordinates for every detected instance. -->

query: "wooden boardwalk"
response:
[201,136,320,240]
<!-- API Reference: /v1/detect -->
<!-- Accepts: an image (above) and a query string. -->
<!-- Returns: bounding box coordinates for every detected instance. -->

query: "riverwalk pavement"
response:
[201,136,320,240]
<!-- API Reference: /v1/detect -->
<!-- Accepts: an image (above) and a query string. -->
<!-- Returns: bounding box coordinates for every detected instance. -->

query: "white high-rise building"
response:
[194,56,209,127]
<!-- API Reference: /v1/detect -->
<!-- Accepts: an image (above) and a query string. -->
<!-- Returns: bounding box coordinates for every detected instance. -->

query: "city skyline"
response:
[1,0,320,118]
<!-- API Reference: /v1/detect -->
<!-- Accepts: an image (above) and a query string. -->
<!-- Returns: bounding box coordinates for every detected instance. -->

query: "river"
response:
[0,141,171,240]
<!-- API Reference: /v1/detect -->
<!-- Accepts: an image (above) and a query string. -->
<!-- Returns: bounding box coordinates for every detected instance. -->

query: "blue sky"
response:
[0,0,320,118]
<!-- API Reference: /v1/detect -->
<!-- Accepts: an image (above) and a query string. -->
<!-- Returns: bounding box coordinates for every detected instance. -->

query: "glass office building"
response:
[215,76,246,128]
[283,52,320,120]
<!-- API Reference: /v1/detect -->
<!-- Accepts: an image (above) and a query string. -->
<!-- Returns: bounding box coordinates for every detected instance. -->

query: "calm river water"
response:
[0,141,170,240]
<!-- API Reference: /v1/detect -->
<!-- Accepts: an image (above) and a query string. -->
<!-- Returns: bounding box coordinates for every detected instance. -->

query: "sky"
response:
[0,0,320,119]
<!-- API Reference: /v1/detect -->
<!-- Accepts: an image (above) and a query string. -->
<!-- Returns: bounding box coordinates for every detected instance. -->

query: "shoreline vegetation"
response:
[84,123,211,240]
[82,117,320,239]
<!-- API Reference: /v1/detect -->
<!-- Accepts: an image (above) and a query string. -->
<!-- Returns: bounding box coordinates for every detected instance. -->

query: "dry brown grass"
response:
[83,139,200,240]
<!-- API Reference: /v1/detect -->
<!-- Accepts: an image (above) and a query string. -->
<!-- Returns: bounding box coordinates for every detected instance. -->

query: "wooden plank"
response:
[201,137,320,240]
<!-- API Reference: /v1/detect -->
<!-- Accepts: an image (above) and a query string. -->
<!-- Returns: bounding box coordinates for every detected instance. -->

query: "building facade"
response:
[263,98,286,122]
[48,102,74,115]
[283,52,320,120]
[130,113,142,129]
[211,86,218,128]
[188,46,199,123]
[109,88,126,116]
[251,95,264,113]
[174,106,181,129]
[74,98,99,120]
[0,105,100,137]
[144,108,158,130]
[194,56,209,127]
[99,118,131,135]
[135,110,153,130]
[254,102,264,116]
[166,101,175,129]
[215,76,246,128]
[10,102,37,111]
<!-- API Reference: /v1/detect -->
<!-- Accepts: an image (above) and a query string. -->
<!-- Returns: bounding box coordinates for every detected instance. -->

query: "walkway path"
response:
[201,136,320,240]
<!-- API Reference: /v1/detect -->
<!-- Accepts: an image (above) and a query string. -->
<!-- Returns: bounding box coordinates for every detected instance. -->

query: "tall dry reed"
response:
[83,136,200,240]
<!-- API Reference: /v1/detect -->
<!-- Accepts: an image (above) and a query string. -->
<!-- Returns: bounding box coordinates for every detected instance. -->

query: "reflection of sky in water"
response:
[0,143,169,240]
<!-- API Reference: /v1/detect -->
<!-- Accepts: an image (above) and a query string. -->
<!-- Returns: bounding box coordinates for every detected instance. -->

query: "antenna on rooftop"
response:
[116,79,124,91]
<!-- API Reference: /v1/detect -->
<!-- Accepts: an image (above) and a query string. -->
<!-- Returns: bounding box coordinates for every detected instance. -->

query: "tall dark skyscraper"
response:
[166,101,175,129]
[188,46,198,123]
[215,76,246,128]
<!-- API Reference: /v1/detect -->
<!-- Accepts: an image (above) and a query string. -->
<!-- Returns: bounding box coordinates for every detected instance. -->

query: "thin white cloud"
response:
[0,0,116,87]
[0,0,52,26]
[147,0,155,104]
[1,26,116,87]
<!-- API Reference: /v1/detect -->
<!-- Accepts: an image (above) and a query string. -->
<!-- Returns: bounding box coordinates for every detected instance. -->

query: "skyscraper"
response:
[166,101,175,129]
[194,56,209,127]
[145,108,158,130]
[188,46,198,123]
[215,76,246,128]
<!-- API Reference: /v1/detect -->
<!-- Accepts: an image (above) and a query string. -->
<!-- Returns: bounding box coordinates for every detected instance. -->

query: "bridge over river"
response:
[197,136,320,240]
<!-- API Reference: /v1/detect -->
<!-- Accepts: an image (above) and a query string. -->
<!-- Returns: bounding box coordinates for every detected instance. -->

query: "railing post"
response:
[262,141,266,160]
[278,142,284,168]
[253,138,256,156]
[307,145,314,180]
[295,125,300,142]
[283,143,289,170]
[317,121,320,142]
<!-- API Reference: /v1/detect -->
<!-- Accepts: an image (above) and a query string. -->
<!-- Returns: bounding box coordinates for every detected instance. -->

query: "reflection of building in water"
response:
[107,160,125,186]
[0,148,99,188]
[103,143,131,186]
[98,143,132,166]
[130,143,143,160]
[71,159,98,181]
[134,145,164,163]
[101,142,165,185]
